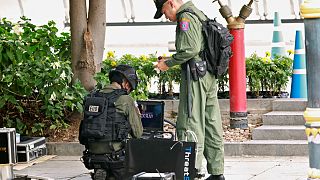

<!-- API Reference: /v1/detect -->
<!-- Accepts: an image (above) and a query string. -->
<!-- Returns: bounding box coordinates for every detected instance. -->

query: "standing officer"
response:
[153,0,225,180]
[79,64,143,180]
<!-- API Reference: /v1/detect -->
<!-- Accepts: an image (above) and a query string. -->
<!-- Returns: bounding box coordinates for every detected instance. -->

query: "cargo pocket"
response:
[195,60,207,78]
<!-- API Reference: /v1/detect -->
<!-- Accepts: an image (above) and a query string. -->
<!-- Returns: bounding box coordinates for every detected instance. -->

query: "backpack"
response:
[181,9,234,76]
[79,89,131,146]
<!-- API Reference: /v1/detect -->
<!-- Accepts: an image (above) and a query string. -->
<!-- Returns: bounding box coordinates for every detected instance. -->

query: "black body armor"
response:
[79,89,131,146]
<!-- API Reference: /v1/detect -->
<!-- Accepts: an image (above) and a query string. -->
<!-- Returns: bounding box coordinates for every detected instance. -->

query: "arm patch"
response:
[179,18,190,32]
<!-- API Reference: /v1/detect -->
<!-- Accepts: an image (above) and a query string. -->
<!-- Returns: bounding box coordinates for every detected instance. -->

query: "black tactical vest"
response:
[79,89,131,145]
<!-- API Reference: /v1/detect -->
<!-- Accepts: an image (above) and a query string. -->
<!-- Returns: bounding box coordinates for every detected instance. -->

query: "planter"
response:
[148,91,289,100]
[247,91,289,99]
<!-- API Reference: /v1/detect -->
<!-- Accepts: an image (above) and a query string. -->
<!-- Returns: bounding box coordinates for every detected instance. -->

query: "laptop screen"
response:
[137,101,164,132]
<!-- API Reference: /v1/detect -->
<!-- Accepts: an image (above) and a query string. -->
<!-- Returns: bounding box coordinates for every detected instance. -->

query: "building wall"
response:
[0,0,304,94]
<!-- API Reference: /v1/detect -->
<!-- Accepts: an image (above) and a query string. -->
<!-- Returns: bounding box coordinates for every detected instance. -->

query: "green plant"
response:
[97,53,158,100]
[97,52,183,99]
[270,55,293,94]
[217,72,228,92]
[246,53,264,97]
[158,65,181,97]
[0,17,86,136]
[246,52,293,97]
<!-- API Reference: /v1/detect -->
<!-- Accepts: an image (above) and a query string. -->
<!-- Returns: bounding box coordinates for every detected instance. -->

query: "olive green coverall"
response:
[165,1,224,175]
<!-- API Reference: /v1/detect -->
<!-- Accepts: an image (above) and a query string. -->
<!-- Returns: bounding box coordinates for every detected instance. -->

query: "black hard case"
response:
[126,139,196,180]
[17,136,47,163]
[0,128,17,164]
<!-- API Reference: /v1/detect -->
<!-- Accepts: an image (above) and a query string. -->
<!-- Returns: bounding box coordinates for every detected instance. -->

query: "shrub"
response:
[246,52,293,97]
[97,53,182,100]
[0,17,86,136]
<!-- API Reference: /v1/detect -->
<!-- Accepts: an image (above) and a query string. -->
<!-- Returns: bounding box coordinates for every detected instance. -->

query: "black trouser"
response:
[82,150,127,180]
[103,155,126,180]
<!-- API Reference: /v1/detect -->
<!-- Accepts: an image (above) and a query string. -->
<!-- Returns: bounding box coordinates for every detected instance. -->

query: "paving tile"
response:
[13,156,309,180]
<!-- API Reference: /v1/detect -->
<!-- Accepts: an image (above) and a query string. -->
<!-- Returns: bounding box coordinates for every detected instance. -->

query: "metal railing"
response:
[60,0,305,27]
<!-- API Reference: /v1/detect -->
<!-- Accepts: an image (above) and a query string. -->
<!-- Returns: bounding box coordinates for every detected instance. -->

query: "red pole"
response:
[214,0,252,129]
[229,28,248,129]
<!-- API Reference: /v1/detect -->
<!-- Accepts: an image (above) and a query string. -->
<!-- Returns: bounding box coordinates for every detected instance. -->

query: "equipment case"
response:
[0,128,17,164]
[17,136,47,163]
[126,139,196,180]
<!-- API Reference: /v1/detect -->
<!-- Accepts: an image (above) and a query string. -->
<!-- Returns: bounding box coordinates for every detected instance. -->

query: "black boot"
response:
[206,174,225,180]
[93,169,107,180]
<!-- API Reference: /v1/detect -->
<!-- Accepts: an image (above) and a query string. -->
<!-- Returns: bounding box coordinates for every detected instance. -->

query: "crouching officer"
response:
[79,64,143,180]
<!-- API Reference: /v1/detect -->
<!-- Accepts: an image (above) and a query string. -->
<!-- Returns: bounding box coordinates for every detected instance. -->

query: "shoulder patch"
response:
[179,18,190,32]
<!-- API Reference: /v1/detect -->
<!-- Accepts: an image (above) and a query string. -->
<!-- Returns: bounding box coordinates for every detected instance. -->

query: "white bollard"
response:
[0,164,14,180]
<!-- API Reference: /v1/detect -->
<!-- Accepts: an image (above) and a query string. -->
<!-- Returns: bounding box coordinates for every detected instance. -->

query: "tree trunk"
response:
[88,0,106,72]
[69,0,106,91]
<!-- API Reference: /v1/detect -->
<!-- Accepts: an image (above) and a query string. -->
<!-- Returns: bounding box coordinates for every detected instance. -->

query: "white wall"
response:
[0,0,66,30]
[0,0,305,58]
[105,0,304,58]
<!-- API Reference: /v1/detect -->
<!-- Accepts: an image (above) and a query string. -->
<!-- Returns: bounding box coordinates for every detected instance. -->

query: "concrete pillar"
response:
[300,1,320,179]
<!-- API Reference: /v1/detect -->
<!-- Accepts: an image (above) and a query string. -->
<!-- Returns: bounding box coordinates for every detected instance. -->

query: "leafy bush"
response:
[246,52,293,97]
[99,52,237,99]
[246,53,265,96]
[0,17,86,136]
[97,52,182,100]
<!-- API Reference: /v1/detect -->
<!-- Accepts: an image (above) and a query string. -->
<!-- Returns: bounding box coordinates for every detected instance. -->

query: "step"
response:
[262,111,305,125]
[272,99,307,111]
[252,125,306,140]
[47,142,85,156]
[225,140,308,156]
[47,140,309,156]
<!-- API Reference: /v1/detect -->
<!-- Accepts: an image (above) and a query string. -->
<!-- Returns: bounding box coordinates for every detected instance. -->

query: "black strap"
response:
[93,89,127,100]
[178,9,208,65]
[178,8,209,24]
[111,148,125,157]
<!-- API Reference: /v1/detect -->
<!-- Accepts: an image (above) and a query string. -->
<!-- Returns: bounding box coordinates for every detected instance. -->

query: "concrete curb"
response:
[224,140,308,156]
[164,99,274,114]
[47,140,308,157]
[47,142,85,156]
[14,174,54,180]
[164,99,274,124]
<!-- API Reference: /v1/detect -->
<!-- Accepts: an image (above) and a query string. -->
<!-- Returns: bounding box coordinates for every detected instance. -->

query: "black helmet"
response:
[109,64,140,90]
